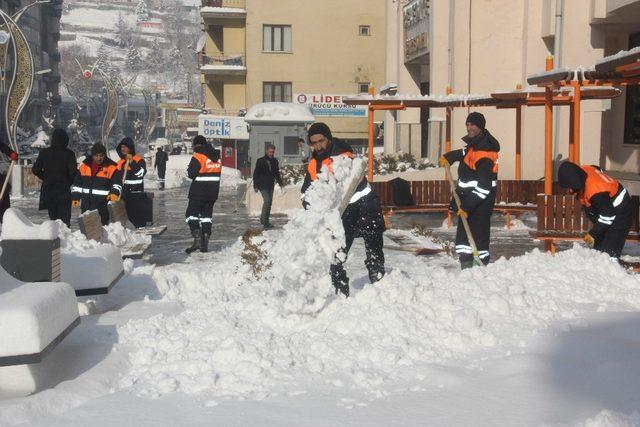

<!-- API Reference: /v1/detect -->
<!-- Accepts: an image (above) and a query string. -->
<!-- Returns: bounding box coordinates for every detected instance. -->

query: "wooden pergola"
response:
[527,48,640,193]
[344,82,621,187]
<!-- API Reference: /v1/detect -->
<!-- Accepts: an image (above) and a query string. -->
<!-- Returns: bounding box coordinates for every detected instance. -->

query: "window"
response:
[358,82,370,94]
[263,25,292,52]
[283,136,300,155]
[263,82,292,102]
[359,25,371,36]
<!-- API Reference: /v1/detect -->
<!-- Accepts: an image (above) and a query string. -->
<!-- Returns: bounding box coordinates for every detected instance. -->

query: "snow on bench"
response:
[0,258,79,368]
[1,209,125,296]
[79,209,153,260]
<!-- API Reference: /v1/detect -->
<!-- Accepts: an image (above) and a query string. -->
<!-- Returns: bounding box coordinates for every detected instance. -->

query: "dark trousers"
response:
[157,166,166,189]
[48,200,72,227]
[259,188,273,225]
[330,196,386,290]
[186,199,215,235]
[593,210,632,259]
[455,195,495,266]
[124,192,152,228]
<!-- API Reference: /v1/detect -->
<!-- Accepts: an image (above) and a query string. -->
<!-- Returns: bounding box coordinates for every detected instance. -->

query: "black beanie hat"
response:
[466,112,486,130]
[51,128,69,148]
[308,122,332,144]
[558,161,587,191]
[193,135,207,147]
[90,143,107,157]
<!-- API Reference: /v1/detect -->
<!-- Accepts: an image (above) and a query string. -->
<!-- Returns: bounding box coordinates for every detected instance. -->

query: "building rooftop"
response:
[245,103,315,124]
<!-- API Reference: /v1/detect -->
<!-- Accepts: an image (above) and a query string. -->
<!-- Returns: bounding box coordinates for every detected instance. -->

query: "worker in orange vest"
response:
[185,135,222,253]
[301,122,385,298]
[109,137,150,228]
[440,112,500,268]
[558,161,632,259]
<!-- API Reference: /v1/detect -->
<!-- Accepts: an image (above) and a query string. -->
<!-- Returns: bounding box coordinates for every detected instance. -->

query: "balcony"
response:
[201,0,246,20]
[200,54,246,76]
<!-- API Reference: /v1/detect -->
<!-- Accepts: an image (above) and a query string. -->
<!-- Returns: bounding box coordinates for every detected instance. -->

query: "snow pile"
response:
[245,102,315,123]
[104,222,151,247]
[0,208,60,240]
[158,154,244,189]
[117,244,640,402]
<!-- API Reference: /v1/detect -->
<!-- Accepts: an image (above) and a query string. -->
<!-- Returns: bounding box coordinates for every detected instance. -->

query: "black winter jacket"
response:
[443,130,500,213]
[253,156,283,191]
[187,143,222,202]
[155,149,168,170]
[32,136,77,209]
[111,139,146,197]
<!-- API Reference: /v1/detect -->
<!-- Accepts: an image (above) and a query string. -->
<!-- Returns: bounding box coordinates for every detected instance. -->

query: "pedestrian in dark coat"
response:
[558,161,632,259]
[32,128,77,226]
[0,139,19,223]
[109,137,151,228]
[253,143,283,228]
[302,122,386,298]
[440,112,500,269]
[185,135,222,253]
[155,146,169,190]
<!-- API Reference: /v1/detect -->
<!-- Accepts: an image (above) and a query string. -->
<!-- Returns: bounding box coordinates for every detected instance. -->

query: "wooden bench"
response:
[372,179,544,228]
[529,194,640,253]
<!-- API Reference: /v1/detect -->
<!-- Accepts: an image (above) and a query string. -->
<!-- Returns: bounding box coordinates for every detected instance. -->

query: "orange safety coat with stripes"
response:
[578,165,620,208]
[187,147,222,201]
[307,152,354,181]
[463,146,499,174]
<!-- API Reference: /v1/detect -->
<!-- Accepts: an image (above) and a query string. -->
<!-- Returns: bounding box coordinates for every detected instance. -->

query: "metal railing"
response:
[201,53,245,67]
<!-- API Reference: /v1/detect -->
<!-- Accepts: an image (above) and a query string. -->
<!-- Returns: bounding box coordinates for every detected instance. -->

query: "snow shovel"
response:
[0,160,16,202]
[444,162,483,266]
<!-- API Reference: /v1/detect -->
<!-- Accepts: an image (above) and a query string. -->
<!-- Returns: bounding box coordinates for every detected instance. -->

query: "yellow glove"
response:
[71,200,80,208]
[457,208,468,219]
[583,233,595,247]
[439,156,449,167]
[107,193,120,202]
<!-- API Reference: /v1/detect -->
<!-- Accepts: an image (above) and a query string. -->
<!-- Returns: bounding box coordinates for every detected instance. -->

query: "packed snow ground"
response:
[4,161,640,425]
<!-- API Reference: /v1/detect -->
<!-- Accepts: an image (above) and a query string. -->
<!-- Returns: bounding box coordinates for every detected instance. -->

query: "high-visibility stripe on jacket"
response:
[307,151,354,181]
[71,160,117,201]
[188,148,222,201]
[112,154,146,196]
[578,165,623,208]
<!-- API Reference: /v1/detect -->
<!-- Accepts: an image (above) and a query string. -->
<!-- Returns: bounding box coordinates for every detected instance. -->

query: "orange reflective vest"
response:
[578,165,620,207]
[463,146,499,173]
[194,152,222,175]
[307,152,354,181]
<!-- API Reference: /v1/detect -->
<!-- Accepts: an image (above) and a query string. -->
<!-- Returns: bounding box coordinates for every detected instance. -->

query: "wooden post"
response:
[569,102,575,162]
[544,56,554,196]
[367,85,375,182]
[515,104,522,180]
[445,85,452,153]
[571,81,581,164]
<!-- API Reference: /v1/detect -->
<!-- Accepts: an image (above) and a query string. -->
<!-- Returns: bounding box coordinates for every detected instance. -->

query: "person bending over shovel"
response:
[558,161,632,260]
[440,112,500,269]
[301,122,386,298]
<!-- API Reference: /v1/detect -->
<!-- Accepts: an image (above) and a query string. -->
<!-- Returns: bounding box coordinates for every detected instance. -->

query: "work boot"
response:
[201,232,210,253]
[185,229,201,254]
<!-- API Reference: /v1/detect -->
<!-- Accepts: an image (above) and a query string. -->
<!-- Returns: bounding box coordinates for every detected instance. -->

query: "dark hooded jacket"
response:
[558,162,631,239]
[443,129,501,213]
[32,129,77,210]
[111,137,146,197]
[187,142,222,201]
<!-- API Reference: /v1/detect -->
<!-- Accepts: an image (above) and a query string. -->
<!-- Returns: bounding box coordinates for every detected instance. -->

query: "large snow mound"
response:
[1,209,59,240]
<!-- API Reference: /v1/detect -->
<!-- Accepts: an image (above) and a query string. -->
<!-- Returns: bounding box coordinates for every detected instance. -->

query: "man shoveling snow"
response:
[301,122,386,298]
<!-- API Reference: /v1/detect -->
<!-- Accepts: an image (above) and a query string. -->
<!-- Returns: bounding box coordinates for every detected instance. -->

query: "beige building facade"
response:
[385,0,640,185]
[199,0,385,145]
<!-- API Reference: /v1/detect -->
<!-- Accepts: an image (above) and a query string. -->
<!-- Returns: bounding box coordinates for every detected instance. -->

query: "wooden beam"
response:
[544,56,554,196]
[515,104,522,180]
[367,86,375,182]
[572,82,582,164]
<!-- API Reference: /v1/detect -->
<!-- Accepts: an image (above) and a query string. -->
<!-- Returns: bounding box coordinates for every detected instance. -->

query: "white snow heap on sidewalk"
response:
[104,222,151,247]
[1,209,59,240]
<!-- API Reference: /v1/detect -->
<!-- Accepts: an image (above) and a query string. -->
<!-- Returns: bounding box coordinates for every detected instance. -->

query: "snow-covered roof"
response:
[245,103,315,124]
[343,93,497,107]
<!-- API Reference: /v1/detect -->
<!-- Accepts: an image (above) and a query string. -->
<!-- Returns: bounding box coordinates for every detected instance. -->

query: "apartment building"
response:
[385,0,640,187]
[199,0,385,147]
